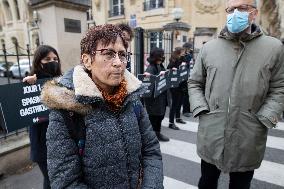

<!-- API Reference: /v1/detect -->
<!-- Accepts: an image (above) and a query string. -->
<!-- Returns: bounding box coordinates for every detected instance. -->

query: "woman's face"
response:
[156,55,165,64]
[41,52,59,64]
[179,49,186,58]
[82,37,127,93]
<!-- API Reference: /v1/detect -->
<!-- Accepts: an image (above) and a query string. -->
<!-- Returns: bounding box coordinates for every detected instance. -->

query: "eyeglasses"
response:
[94,49,130,64]
[225,4,256,14]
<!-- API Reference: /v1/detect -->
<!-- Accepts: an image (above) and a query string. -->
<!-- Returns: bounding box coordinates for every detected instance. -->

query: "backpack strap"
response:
[61,110,86,157]
[132,101,144,189]
[133,101,142,123]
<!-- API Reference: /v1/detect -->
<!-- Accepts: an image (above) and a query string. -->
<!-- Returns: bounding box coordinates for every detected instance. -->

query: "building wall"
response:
[0,0,34,56]
[55,6,87,70]
[32,1,90,71]
[92,0,284,49]
[279,0,284,39]
[92,0,227,50]
[37,6,58,49]
[0,0,89,70]
[0,0,43,60]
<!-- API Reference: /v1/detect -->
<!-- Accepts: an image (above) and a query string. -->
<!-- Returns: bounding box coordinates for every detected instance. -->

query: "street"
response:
[0,77,21,85]
[0,114,284,189]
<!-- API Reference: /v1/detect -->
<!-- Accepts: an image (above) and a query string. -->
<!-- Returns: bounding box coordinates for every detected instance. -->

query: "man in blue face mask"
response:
[226,0,258,34]
[188,0,284,189]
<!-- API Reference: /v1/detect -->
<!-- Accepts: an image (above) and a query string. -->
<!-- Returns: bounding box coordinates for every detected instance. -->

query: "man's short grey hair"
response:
[227,0,258,8]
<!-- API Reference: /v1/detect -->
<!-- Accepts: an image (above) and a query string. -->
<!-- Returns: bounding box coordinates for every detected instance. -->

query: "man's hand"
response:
[22,74,37,85]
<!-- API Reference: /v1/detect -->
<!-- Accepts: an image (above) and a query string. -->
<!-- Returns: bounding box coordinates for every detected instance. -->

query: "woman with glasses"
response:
[23,45,62,189]
[41,24,164,189]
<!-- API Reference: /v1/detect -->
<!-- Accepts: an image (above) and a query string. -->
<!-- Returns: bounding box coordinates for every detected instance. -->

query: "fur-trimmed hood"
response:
[41,65,143,115]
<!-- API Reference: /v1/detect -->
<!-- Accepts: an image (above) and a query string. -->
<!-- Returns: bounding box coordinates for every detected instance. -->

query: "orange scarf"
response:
[97,79,128,112]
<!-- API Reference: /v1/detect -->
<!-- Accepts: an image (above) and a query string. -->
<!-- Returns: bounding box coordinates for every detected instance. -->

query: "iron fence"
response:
[0,42,33,84]
[0,42,34,139]
[132,27,173,76]
[0,27,173,138]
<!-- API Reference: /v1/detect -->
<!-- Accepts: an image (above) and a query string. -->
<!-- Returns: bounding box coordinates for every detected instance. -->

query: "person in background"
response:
[117,23,134,71]
[41,24,164,188]
[144,47,170,142]
[182,42,193,117]
[188,0,284,188]
[23,45,62,189]
[167,47,187,130]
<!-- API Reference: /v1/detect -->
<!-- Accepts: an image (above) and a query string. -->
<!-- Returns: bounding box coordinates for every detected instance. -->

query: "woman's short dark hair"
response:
[169,47,184,63]
[80,24,128,56]
[147,47,164,64]
[31,45,62,76]
[117,23,134,41]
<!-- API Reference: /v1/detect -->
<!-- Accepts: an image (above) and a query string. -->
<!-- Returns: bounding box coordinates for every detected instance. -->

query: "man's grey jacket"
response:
[188,25,284,172]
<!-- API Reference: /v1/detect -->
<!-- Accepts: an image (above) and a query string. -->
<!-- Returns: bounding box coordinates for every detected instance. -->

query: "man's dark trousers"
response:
[198,160,254,189]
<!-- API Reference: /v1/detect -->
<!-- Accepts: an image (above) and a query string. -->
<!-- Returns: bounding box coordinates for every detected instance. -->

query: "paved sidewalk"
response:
[0,164,42,189]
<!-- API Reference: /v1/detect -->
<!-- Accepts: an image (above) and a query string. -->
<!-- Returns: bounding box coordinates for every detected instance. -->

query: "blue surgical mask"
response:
[227,9,250,33]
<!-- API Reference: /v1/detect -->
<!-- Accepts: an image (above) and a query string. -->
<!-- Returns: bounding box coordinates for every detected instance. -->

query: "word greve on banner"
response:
[0,79,49,133]
[138,64,190,98]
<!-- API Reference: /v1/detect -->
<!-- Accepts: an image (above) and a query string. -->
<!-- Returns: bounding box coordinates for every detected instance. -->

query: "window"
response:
[149,32,163,50]
[14,0,20,20]
[143,0,164,11]
[183,36,187,42]
[3,0,12,21]
[109,0,124,17]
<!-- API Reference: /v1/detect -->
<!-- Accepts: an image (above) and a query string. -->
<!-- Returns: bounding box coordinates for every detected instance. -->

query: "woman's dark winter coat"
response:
[29,71,53,162]
[41,65,164,189]
[144,62,168,116]
[167,59,187,93]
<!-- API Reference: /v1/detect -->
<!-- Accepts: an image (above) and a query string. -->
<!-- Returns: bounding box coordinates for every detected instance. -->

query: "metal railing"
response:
[0,42,33,84]
[0,42,34,139]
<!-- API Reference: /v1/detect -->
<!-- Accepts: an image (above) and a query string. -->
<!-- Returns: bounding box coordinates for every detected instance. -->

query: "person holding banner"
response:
[167,47,187,130]
[144,47,170,142]
[22,45,62,189]
[41,24,163,189]
[181,42,193,117]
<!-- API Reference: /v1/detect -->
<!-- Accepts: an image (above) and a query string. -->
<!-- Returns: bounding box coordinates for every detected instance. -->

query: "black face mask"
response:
[158,57,165,63]
[41,61,59,76]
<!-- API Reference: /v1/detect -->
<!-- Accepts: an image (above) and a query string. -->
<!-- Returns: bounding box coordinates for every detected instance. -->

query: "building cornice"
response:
[29,0,90,11]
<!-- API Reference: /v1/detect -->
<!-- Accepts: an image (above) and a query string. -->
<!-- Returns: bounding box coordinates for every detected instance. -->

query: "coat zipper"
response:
[224,41,246,167]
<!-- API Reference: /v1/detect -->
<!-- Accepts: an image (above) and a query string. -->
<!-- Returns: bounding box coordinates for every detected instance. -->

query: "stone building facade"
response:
[0,0,90,71]
[92,0,284,51]
[92,0,228,51]
[0,0,283,69]
[258,0,284,41]
[0,0,37,53]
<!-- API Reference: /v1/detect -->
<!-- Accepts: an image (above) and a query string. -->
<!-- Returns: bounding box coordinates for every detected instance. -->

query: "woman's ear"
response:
[81,54,92,71]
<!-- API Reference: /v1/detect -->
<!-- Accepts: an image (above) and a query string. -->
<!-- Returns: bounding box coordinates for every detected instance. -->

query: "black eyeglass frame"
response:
[225,4,256,14]
[92,48,132,64]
